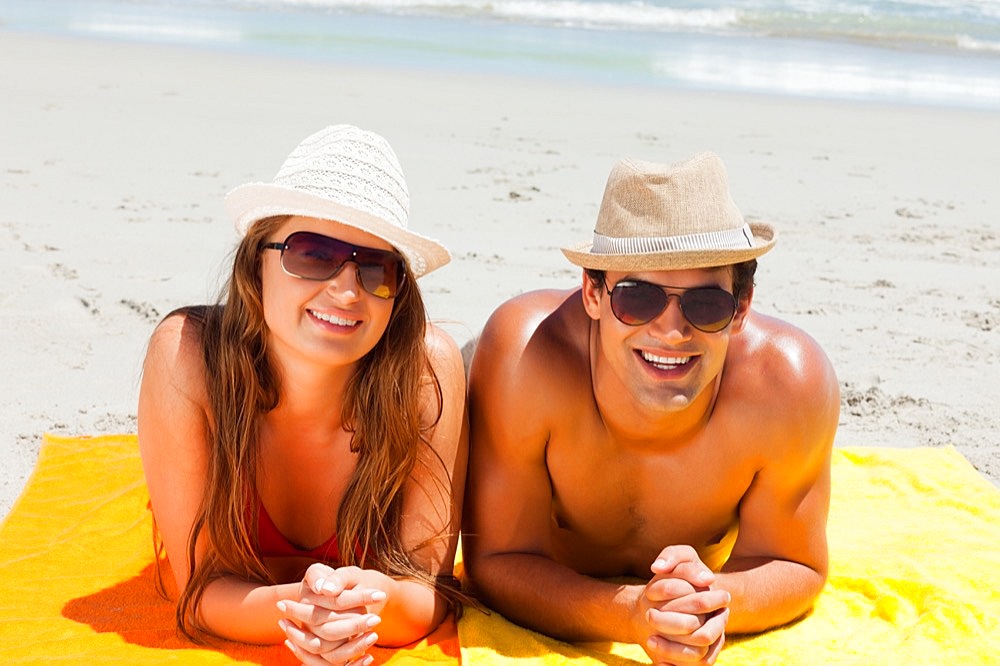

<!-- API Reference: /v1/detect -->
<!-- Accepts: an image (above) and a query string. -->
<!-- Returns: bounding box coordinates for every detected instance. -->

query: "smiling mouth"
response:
[308,309,360,327]
[639,350,692,371]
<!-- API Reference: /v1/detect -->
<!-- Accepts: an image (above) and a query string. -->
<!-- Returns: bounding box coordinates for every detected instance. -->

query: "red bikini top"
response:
[256,501,343,564]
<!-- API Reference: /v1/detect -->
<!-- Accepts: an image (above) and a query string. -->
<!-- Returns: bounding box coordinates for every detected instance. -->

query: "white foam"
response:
[654,50,1000,107]
[264,0,740,31]
[71,19,242,44]
[957,33,1000,53]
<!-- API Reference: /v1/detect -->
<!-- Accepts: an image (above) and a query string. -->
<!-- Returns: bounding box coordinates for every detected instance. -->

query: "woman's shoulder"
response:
[143,306,216,404]
[422,322,465,383]
[148,306,209,358]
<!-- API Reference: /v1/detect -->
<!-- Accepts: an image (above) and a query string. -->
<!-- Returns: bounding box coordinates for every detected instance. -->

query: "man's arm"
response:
[464,291,726,663]
[715,317,840,634]
[464,292,638,639]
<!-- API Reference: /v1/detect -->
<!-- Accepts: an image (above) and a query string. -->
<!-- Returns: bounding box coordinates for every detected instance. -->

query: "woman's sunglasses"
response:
[264,231,405,300]
[604,279,738,332]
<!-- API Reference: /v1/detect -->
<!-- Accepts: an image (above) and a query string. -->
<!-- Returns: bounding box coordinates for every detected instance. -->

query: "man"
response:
[464,152,840,665]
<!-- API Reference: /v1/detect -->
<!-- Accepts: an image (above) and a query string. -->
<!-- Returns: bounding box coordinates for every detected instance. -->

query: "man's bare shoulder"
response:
[474,288,588,366]
[482,288,581,337]
[727,310,840,458]
[735,311,838,393]
[469,288,591,428]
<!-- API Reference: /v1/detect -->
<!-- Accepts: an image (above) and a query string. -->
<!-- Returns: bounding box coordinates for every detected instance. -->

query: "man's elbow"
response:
[459,542,498,598]
[772,564,828,631]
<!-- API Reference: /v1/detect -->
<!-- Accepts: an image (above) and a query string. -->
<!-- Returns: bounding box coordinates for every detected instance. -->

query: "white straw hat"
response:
[562,152,776,271]
[225,124,450,277]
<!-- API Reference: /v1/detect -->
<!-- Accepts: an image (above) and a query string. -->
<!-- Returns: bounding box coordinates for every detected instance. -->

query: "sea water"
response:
[3,0,1000,110]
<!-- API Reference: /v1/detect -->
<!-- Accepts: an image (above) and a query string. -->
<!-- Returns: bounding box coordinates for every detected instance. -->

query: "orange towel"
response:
[3,435,998,664]
[0,434,458,664]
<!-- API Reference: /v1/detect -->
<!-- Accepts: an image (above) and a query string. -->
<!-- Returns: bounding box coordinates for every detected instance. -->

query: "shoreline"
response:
[2,31,998,519]
[5,0,1000,113]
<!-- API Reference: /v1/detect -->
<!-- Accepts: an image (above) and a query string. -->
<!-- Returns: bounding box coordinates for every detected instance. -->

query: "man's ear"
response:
[580,271,603,321]
[730,285,753,333]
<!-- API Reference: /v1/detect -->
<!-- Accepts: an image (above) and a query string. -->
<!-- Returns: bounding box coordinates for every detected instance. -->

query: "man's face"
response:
[582,266,750,417]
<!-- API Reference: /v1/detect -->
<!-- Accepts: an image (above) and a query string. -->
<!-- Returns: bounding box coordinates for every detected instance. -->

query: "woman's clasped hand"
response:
[278,564,389,666]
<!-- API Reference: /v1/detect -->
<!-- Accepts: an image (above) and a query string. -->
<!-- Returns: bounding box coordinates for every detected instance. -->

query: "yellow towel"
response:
[458,446,1000,665]
[0,434,458,665]
[1,436,997,664]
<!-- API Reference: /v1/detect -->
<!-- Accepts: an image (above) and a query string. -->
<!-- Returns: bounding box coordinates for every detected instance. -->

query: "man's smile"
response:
[639,350,693,371]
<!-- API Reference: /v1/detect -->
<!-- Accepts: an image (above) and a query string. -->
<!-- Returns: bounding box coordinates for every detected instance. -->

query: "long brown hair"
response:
[163,216,459,640]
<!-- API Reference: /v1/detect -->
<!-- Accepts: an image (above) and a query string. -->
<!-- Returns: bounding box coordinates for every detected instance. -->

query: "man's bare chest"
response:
[543,433,752,576]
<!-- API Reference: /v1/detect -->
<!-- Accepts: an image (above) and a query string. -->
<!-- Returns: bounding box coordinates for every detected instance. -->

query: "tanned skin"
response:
[464,266,839,665]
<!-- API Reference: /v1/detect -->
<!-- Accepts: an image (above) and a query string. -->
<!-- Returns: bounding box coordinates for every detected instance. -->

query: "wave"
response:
[240,0,1000,53]
[958,33,1000,53]
[251,0,739,31]
[653,48,1000,107]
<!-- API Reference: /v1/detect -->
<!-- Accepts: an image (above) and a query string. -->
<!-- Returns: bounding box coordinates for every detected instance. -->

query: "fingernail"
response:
[313,578,325,593]
[278,619,287,631]
[365,632,379,646]
[652,558,667,569]
[366,614,382,628]
[283,639,295,652]
[362,656,375,666]
[371,590,387,602]
[276,600,287,613]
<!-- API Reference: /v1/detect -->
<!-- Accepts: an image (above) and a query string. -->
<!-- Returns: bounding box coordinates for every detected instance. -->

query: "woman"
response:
[138,125,467,665]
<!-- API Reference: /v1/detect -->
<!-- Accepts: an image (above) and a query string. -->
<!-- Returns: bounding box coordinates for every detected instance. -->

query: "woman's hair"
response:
[161,216,460,640]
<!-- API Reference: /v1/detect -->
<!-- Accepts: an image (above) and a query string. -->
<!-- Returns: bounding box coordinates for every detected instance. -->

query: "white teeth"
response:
[309,310,359,326]
[640,351,691,367]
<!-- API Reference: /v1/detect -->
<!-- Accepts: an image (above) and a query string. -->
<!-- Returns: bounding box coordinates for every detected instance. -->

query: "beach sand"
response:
[1,33,998,519]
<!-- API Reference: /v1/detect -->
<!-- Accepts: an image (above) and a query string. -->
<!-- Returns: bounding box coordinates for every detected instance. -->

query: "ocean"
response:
[3,0,1000,110]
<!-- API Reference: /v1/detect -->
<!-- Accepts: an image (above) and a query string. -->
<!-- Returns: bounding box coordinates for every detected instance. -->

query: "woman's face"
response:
[260,215,398,374]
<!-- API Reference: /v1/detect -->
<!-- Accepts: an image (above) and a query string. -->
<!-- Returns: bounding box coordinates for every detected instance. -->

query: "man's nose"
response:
[648,293,690,339]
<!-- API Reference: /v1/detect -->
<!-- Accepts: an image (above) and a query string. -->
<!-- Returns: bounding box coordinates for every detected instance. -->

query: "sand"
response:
[1,33,998,519]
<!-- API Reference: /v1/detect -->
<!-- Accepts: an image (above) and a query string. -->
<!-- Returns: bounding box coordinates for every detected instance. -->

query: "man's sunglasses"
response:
[264,231,405,300]
[603,279,738,332]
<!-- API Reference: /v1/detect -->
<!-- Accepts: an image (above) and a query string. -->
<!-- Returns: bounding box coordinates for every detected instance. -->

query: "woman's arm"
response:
[278,323,469,659]
[382,323,469,643]
[138,313,332,644]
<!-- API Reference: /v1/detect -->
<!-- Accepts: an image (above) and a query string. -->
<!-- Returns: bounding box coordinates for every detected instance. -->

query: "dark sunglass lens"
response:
[356,261,400,299]
[282,232,348,280]
[353,247,403,299]
[611,282,668,325]
[681,289,736,332]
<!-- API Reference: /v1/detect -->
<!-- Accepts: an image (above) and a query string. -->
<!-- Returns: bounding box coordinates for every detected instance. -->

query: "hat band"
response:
[591,224,754,255]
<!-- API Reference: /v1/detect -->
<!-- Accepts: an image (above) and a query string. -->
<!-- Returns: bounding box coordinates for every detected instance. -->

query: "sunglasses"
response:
[603,279,738,332]
[264,231,405,300]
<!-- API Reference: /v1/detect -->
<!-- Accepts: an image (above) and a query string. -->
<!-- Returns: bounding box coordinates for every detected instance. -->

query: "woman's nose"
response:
[325,262,363,302]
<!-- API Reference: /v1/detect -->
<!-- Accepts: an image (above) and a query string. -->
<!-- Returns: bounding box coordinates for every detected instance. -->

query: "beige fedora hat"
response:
[562,152,776,271]
[225,124,450,277]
